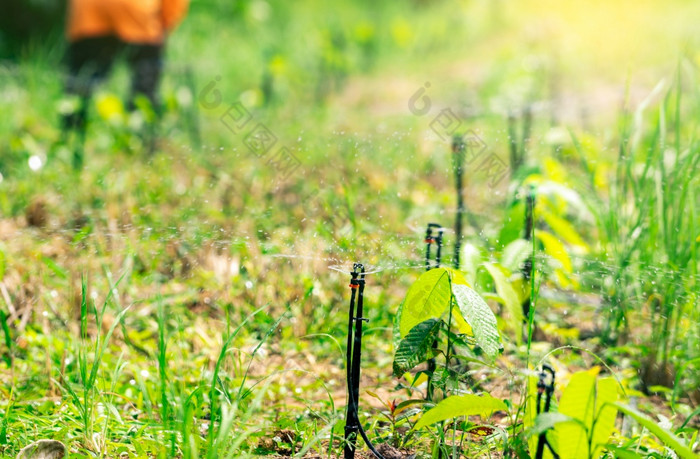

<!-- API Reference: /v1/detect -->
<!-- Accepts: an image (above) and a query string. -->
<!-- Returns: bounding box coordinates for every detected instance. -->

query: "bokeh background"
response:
[0,0,698,457]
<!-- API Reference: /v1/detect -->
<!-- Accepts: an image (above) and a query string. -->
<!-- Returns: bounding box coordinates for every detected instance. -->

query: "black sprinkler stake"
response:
[350,264,367,445]
[452,135,466,269]
[424,223,444,271]
[424,226,434,271]
[521,186,536,319]
[344,264,363,458]
[343,264,385,459]
[424,223,444,401]
[535,364,559,459]
[434,227,444,268]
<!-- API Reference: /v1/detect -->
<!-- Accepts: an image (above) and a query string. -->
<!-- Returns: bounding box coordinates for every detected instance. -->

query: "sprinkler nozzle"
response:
[537,364,556,399]
[350,263,365,288]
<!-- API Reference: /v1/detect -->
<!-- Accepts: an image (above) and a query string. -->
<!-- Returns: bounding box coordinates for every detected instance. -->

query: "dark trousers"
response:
[63,36,163,131]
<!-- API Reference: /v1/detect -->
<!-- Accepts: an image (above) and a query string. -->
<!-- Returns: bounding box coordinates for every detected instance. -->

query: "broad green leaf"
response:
[399,268,452,337]
[461,243,482,286]
[501,238,532,273]
[537,181,588,216]
[406,372,429,388]
[393,399,430,417]
[451,283,502,358]
[393,319,441,376]
[541,209,589,252]
[450,306,473,335]
[537,230,572,273]
[591,378,618,458]
[483,262,523,344]
[497,200,525,250]
[610,402,697,459]
[414,393,507,430]
[482,292,503,304]
[510,275,531,305]
[529,412,585,437]
[543,158,569,187]
[447,267,469,286]
[603,446,644,459]
[556,369,598,459]
[524,375,540,456]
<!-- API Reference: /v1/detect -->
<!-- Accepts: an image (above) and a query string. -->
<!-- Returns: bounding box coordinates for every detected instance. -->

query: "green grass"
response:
[0,0,699,457]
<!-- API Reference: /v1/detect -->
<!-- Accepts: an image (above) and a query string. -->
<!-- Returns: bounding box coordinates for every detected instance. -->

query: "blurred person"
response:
[61,0,189,157]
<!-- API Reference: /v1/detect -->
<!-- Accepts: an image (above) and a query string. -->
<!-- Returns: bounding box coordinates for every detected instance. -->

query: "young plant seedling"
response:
[424,223,445,401]
[393,257,504,455]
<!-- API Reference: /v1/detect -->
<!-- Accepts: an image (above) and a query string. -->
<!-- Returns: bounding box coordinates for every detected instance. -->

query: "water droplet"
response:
[28,155,43,171]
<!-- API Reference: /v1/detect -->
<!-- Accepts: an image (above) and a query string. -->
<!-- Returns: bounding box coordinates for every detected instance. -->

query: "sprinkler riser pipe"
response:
[452,136,466,270]
[522,188,536,319]
[344,264,369,459]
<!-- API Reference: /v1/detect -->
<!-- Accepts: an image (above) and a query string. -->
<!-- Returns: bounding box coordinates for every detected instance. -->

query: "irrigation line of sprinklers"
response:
[309,86,692,458]
[340,134,554,458]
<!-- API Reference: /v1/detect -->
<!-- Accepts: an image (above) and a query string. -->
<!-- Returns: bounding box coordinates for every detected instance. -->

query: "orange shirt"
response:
[67,0,189,44]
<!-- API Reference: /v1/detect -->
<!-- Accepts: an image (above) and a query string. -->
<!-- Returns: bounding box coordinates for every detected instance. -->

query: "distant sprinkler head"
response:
[537,364,556,392]
[425,223,444,244]
[350,263,365,288]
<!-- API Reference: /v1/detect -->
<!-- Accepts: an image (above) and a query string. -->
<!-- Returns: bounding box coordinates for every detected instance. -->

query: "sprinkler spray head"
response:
[424,223,444,270]
[537,364,556,407]
[425,223,443,243]
[350,263,364,288]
